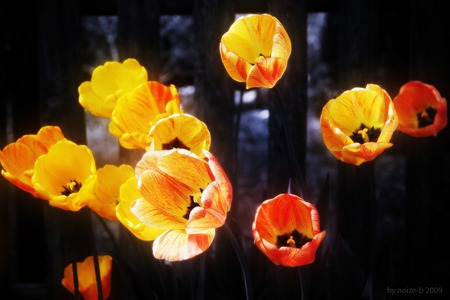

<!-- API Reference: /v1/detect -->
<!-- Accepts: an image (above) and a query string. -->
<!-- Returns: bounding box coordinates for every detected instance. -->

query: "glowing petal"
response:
[116,177,165,241]
[152,229,215,261]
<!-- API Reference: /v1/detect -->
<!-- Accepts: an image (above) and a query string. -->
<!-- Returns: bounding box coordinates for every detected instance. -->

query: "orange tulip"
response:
[62,255,112,300]
[109,81,182,149]
[320,84,398,166]
[252,193,326,267]
[393,80,447,137]
[0,126,65,198]
[131,149,232,261]
[220,14,291,89]
[78,58,148,118]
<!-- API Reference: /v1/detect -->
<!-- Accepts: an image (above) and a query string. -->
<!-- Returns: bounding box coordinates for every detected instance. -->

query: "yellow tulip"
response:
[148,113,211,157]
[79,58,148,118]
[220,14,291,89]
[320,84,398,166]
[32,140,97,211]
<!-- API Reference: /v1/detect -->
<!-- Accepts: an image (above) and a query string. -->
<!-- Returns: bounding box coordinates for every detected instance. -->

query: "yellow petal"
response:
[149,114,211,156]
[116,177,165,241]
[89,164,134,220]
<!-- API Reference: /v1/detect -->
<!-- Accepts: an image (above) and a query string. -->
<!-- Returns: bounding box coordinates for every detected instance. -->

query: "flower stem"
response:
[298,266,305,300]
[72,262,81,300]
[273,86,307,198]
[222,223,253,300]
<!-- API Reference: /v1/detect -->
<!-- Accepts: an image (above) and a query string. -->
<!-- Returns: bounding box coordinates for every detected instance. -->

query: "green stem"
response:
[222,223,253,300]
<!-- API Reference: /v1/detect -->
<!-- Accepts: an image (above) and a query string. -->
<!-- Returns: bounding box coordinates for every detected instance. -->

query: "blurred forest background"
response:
[1,0,449,299]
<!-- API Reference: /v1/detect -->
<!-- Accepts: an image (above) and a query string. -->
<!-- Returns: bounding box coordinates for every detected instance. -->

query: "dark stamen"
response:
[350,123,381,144]
[162,137,189,150]
[183,195,201,220]
[276,229,312,248]
[417,106,437,128]
[61,179,82,196]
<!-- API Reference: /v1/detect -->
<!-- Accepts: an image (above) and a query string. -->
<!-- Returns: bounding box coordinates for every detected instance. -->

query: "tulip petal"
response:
[152,229,214,261]
[116,177,165,240]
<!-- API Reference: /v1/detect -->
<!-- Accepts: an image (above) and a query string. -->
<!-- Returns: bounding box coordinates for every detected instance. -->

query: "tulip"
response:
[320,84,398,166]
[220,14,291,89]
[32,140,97,211]
[79,58,148,118]
[148,113,211,157]
[393,80,447,137]
[109,81,181,149]
[0,126,65,198]
[62,255,112,300]
[252,193,326,267]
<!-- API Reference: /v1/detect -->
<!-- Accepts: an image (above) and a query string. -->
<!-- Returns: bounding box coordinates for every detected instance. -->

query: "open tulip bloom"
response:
[220,14,291,89]
[130,148,232,261]
[0,126,65,198]
[252,194,326,267]
[393,80,447,137]
[62,255,112,300]
[320,84,398,166]
[31,140,98,211]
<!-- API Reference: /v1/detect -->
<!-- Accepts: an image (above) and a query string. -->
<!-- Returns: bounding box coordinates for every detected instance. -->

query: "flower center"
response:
[276,229,312,249]
[417,106,437,128]
[182,189,203,220]
[61,179,82,196]
[350,123,381,144]
[162,137,188,150]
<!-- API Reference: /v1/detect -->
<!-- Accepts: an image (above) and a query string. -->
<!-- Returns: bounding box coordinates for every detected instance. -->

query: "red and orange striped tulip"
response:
[131,149,232,261]
[252,193,326,267]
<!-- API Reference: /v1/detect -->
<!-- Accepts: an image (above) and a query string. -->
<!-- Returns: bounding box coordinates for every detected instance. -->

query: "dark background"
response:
[1,0,449,299]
